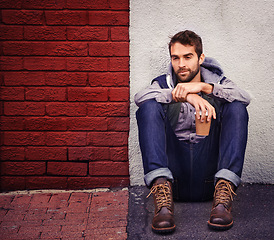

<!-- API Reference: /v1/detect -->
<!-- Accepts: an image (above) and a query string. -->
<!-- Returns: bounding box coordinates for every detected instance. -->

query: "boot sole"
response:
[207,220,233,231]
[152,225,176,234]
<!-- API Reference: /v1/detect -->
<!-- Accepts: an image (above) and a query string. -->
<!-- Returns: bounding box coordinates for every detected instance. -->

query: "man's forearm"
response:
[201,82,214,95]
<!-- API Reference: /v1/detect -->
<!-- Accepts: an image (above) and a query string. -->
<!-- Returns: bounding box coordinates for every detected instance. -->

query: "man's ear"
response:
[199,53,205,65]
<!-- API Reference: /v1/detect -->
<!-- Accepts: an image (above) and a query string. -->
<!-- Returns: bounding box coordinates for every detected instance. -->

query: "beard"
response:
[175,64,200,83]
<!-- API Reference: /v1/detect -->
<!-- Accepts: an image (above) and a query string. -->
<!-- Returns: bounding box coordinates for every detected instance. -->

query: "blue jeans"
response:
[136,100,249,201]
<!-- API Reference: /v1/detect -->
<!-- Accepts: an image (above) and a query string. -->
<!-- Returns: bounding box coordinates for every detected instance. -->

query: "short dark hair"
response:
[169,30,203,58]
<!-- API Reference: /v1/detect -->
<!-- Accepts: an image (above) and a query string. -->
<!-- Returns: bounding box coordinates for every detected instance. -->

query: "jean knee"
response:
[222,101,249,123]
[136,100,165,121]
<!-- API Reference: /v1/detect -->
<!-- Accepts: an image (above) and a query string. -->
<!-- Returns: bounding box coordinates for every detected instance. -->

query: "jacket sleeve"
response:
[134,81,173,107]
[209,78,251,106]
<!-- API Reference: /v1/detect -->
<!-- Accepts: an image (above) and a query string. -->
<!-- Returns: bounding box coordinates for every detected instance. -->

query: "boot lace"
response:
[214,179,236,208]
[147,182,172,212]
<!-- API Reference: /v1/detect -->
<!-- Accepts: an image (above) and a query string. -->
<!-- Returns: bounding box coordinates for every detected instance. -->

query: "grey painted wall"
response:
[129,0,274,185]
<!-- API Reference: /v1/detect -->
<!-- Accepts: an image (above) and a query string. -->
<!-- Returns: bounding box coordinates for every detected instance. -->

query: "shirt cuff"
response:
[211,83,233,102]
[155,89,173,103]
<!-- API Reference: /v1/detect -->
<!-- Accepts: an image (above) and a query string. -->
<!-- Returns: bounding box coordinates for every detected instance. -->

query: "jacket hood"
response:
[166,57,225,89]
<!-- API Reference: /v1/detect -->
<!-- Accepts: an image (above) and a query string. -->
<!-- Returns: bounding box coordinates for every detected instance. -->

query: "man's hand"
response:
[172,82,213,102]
[186,94,216,122]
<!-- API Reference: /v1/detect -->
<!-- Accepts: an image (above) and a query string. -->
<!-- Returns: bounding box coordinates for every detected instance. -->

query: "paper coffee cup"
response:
[195,110,211,136]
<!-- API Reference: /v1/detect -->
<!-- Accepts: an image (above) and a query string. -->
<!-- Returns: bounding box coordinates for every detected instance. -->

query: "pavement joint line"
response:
[0,187,129,196]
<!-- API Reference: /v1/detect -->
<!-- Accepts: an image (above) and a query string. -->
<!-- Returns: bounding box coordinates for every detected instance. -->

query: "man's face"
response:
[170,42,204,83]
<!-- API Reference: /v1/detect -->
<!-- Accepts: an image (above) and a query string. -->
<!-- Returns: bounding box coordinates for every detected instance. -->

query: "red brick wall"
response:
[0,0,130,191]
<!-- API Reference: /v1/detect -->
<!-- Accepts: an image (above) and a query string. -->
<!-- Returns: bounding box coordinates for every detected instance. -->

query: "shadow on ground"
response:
[127,184,273,240]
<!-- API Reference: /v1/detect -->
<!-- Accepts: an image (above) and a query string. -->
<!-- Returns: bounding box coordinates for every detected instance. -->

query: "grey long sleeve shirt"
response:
[135,73,251,143]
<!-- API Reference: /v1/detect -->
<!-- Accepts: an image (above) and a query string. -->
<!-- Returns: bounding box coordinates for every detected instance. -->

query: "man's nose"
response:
[178,58,186,68]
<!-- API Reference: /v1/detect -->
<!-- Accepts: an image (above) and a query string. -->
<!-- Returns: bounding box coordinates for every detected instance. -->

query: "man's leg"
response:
[208,101,249,230]
[136,99,175,233]
[167,115,220,202]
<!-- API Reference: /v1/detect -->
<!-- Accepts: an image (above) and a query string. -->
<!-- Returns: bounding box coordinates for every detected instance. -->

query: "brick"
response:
[4,72,45,86]
[0,57,24,70]
[45,42,88,56]
[67,26,108,41]
[0,0,22,9]
[4,132,45,146]
[108,57,129,71]
[3,209,26,221]
[89,42,129,57]
[4,102,45,116]
[45,72,87,86]
[10,194,32,208]
[68,147,109,161]
[25,87,66,101]
[48,192,71,207]
[45,11,88,25]
[0,117,25,130]
[66,0,108,9]
[26,177,68,189]
[2,10,43,25]
[22,0,65,9]
[88,72,129,87]
[25,146,67,160]
[109,0,129,10]
[107,117,129,131]
[47,162,87,176]
[67,117,107,131]
[90,161,129,176]
[67,57,108,71]
[86,219,127,229]
[0,147,25,160]
[108,87,129,101]
[0,194,14,207]
[24,57,66,70]
[0,101,3,116]
[46,132,86,146]
[46,103,86,116]
[87,102,129,117]
[0,26,23,40]
[69,192,90,202]
[31,193,52,205]
[16,227,43,239]
[0,177,26,191]
[67,176,129,189]
[25,117,67,131]
[110,147,128,161]
[68,87,108,101]
[0,87,24,100]
[89,11,129,26]
[85,227,127,238]
[111,27,129,41]
[1,162,46,175]
[87,132,128,146]
[2,41,46,56]
[24,26,66,40]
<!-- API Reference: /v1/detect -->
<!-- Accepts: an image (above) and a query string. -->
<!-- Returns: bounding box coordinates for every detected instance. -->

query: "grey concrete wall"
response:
[129,0,274,185]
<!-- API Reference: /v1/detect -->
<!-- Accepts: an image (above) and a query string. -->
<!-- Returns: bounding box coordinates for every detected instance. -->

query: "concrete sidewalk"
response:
[127,184,273,240]
[0,184,273,239]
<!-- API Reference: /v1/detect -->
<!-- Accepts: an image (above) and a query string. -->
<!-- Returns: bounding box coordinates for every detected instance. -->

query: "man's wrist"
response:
[202,83,214,94]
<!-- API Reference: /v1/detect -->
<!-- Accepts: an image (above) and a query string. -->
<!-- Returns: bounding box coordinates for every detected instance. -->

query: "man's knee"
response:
[136,100,165,121]
[222,101,249,123]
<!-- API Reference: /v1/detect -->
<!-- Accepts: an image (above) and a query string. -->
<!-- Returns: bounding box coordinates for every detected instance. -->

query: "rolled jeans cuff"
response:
[215,169,241,187]
[144,168,174,187]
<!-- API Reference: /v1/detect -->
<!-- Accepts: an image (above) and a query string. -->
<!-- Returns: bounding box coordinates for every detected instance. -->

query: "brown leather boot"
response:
[208,179,236,230]
[147,177,175,233]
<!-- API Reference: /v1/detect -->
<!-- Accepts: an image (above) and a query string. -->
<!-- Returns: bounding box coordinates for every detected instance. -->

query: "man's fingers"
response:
[172,85,188,102]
